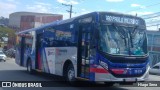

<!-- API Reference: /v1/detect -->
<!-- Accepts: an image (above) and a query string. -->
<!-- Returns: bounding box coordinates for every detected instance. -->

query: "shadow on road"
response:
[149,73,160,76]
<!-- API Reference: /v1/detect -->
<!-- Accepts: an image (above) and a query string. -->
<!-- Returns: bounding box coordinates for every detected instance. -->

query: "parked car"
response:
[0,51,6,62]
[5,48,15,58]
[149,62,160,75]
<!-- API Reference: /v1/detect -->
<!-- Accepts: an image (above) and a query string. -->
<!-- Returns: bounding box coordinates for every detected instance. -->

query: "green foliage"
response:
[0,16,9,26]
[0,26,16,41]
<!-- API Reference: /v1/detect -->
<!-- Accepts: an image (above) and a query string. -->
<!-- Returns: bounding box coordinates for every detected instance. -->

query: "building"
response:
[7,12,63,49]
[147,30,160,67]
[9,12,63,31]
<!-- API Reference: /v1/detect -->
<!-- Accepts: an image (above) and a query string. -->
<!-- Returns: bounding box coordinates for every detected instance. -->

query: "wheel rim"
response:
[68,69,75,81]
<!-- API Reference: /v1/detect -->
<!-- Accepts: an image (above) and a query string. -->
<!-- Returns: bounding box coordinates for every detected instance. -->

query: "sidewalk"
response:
[6,57,15,61]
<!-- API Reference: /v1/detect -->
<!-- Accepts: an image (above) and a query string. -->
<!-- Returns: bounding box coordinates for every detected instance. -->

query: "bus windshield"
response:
[99,24,147,56]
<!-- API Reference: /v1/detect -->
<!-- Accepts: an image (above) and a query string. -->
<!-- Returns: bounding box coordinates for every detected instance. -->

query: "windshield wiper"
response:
[112,23,129,47]
[131,26,138,37]
[130,26,139,48]
[112,23,126,39]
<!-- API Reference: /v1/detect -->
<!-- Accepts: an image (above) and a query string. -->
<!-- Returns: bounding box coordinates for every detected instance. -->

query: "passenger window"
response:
[153,66,160,69]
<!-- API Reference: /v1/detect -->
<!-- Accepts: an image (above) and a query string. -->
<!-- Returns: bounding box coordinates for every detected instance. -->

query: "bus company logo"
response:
[48,50,55,56]
[100,61,108,70]
[59,49,67,53]
[56,49,67,55]
[1,82,42,87]
[2,82,11,87]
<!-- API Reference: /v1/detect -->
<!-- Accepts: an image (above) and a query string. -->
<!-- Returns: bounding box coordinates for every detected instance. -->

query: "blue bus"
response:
[15,12,149,85]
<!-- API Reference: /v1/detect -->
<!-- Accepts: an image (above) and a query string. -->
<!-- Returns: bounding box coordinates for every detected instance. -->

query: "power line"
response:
[141,12,160,17]
[126,2,160,13]
[140,12,160,20]
[126,6,160,30]
[62,3,73,18]
[143,15,160,19]
[146,20,160,24]
[147,24,160,27]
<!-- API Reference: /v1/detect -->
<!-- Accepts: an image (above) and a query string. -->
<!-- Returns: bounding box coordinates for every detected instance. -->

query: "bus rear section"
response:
[15,26,78,76]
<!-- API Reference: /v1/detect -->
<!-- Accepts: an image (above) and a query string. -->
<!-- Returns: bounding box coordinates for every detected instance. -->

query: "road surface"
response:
[0,58,159,90]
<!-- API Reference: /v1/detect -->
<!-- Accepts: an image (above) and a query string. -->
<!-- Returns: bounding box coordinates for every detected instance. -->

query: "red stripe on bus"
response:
[37,51,41,69]
[90,68,109,73]
[111,69,125,74]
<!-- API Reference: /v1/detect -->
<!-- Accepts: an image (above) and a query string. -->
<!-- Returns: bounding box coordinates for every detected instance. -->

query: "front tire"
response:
[66,64,76,84]
[27,60,34,74]
[0,59,5,62]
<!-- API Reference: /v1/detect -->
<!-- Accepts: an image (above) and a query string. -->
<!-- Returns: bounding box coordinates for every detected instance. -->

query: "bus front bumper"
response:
[94,66,150,82]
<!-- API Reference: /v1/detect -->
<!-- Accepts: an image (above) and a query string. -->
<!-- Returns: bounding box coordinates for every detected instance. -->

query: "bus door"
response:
[20,37,25,66]
[77,24,92,79]
[36,33,43,70]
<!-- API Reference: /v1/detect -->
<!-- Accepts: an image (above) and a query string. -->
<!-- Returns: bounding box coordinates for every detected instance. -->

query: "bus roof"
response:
[17,11,144,34]
[16,16,78,34]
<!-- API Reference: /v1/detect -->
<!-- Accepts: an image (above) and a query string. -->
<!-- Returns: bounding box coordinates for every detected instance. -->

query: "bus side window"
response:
[50,40,58,47]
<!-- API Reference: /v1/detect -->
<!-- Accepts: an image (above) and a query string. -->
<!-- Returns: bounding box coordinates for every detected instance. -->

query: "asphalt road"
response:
[0,58,160,90]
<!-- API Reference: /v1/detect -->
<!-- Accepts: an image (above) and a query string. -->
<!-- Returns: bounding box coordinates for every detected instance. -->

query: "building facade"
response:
[9,12,63,31]
[147,30,160,67]
[8,12,63,48]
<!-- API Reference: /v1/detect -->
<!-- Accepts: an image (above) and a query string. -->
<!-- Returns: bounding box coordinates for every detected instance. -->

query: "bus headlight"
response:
[100,61,108,70]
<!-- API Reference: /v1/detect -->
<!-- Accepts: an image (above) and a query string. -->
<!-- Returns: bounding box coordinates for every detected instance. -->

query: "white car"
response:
[0,51,6,62]
[149,62,160,75]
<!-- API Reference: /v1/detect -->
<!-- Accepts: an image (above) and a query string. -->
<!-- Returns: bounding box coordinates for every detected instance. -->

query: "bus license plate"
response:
[125,78,136,82]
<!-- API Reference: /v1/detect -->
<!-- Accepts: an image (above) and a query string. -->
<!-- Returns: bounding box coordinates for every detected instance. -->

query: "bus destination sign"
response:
[105,15,140,25]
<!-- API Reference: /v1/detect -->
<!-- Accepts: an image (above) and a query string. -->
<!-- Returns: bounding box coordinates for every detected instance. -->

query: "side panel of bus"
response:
[16,13,99,80]
[33,24,78,76]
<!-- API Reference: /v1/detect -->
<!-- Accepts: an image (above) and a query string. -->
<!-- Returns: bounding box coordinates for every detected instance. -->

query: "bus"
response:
[15,12,149,85]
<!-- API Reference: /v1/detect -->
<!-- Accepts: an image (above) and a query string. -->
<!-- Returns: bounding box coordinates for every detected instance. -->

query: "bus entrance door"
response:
[77,25,91,79]
[20,37,25,66]
[36,33,43,70]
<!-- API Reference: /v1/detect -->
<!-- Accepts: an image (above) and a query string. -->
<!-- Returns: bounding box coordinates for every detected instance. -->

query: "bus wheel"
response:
[27,60,33,74]
[66,64,76,84]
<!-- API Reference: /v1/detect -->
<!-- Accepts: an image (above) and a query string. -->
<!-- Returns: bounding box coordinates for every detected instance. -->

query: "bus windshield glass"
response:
[99,24,147,56]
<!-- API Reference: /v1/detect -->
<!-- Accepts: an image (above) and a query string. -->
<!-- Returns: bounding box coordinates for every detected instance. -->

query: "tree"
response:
[0,26,16,48]
[0,16,9,26]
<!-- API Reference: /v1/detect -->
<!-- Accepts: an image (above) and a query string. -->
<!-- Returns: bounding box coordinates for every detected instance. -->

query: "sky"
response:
[1,0,160,18]
[0,0,160,30]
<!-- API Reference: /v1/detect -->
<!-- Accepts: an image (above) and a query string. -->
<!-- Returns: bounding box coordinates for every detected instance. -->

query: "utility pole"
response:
[62,3,73,18]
